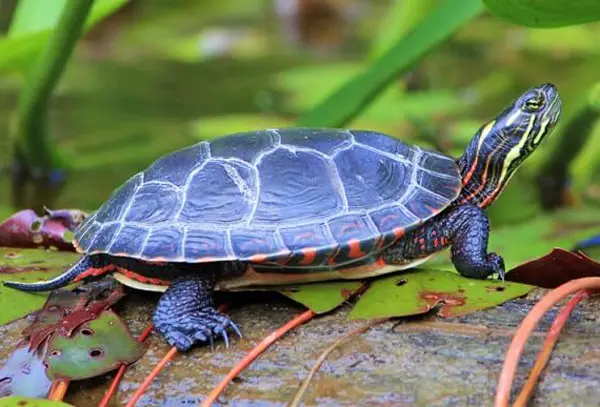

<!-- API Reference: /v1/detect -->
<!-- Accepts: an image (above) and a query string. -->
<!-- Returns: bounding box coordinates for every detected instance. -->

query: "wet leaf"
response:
[348,269,533,320]
[0,209,87,251]
[44,310,145,381]
[0,396,73,407]
[0,248,79,326]
[23,281,125,351]
[278,281,365,314]
[506,248,600,289]
[483,0,600,28]
[0,345,52,399]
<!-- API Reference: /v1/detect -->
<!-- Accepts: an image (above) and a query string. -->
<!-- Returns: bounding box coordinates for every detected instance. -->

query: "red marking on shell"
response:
[392,227,405,238]
[418,238,425,245]
[293,232,316,243]
[433,238,439,248]
[327,246,342,265]
[73,265,115,282]
[117,268,170,285]
[375,256,386,266]
[146,257,169,265]
[196,256,220,263]
[298,248,317,266]
[379,214,397,229]
[249,254,269,263]
[340,222,360,235]
[347,239,366,259]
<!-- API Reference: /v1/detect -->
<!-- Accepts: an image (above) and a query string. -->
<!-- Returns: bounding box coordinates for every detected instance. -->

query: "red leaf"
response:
[24,282,125,351]
[0,208,87,251]
[505,248,600,288]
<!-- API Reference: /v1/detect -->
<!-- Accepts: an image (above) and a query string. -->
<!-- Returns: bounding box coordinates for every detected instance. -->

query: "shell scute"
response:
[144,143,206,186]
[184,228,232,260]
[94,173,141,223]
[328,214,377,242]
[333,144,410,209]
[230,228,281,258]
[109,225,149,255]
[124,183,181,223]
[88,223,120,253]
[252,148,343,224]
[277,128,352,155]
[209,131,275,163]
[143,226,184,260]
[178,160,256,223]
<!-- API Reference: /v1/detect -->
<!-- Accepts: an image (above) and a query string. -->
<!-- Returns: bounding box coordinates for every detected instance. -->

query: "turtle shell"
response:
[74,128,461,269]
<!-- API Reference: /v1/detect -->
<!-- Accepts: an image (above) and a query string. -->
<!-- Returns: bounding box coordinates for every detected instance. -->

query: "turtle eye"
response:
[523,94,545,112]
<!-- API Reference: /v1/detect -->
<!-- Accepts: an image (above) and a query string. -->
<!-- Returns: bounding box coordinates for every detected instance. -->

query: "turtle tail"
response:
[3,255,109,292]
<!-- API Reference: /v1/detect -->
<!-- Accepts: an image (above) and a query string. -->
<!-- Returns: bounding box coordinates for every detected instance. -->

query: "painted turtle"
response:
[5,84,562,351]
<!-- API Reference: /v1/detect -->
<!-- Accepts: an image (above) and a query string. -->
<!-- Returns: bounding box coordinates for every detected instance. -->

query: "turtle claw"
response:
[221,330,230,349]
[230,322,243,339]
[153,308,242,352]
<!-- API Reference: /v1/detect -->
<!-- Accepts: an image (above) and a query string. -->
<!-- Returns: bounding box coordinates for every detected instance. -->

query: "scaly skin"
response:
[382,204,504,279]
[153,277,242,351]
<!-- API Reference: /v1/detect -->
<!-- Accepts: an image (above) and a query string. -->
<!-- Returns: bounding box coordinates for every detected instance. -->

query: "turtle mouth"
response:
[539,83,562,124]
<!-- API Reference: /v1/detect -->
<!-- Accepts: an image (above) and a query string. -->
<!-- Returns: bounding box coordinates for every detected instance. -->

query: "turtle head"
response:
[457,83,562,209]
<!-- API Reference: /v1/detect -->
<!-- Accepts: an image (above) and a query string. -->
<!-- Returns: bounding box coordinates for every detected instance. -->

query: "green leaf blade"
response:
[297,0,484,127]
[348,269,533,320]
[278,281,364,314]
[483,0,600,28]
[0,248,79,326]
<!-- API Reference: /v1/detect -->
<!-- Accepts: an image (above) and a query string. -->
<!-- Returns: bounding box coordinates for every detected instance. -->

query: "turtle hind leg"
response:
[152,276,242,351]
[3,255,113,292]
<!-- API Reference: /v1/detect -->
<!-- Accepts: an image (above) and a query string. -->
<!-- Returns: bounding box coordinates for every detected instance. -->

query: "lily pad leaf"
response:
[0,208,87,251]
[483,0,600,28]
[278,281,365,314]
[0,248,80,327]
[348,268,533,320]
[506,248,600,289]
[44,310,146,381]
[0,396,73,407]
[0,345,52,399]
[23,281,125,351]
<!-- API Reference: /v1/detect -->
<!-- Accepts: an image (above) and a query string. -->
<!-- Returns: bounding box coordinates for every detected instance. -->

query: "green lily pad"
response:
[483,0,600,28]
[348,269,533,320]
[0,248,80,326]
[44,310,145,381]
[277,281,365,314]
[0,397,73,407]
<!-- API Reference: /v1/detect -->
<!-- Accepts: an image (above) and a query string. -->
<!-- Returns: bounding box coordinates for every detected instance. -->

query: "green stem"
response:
[16,0,95,176]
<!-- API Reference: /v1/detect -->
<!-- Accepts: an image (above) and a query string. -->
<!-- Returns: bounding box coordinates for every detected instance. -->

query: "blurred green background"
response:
[1,0,600,234]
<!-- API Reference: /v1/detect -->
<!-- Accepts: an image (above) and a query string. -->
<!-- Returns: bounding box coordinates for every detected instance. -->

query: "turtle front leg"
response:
[152,277,242,351]
[382,204,505,280]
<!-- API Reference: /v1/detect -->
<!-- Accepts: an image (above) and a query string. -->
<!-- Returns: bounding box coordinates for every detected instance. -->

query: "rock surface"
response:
[1,289,599,406]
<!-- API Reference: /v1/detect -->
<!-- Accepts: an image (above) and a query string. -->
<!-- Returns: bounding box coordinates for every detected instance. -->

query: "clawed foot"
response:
[487,253,505,281]
[153,308,242,352]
